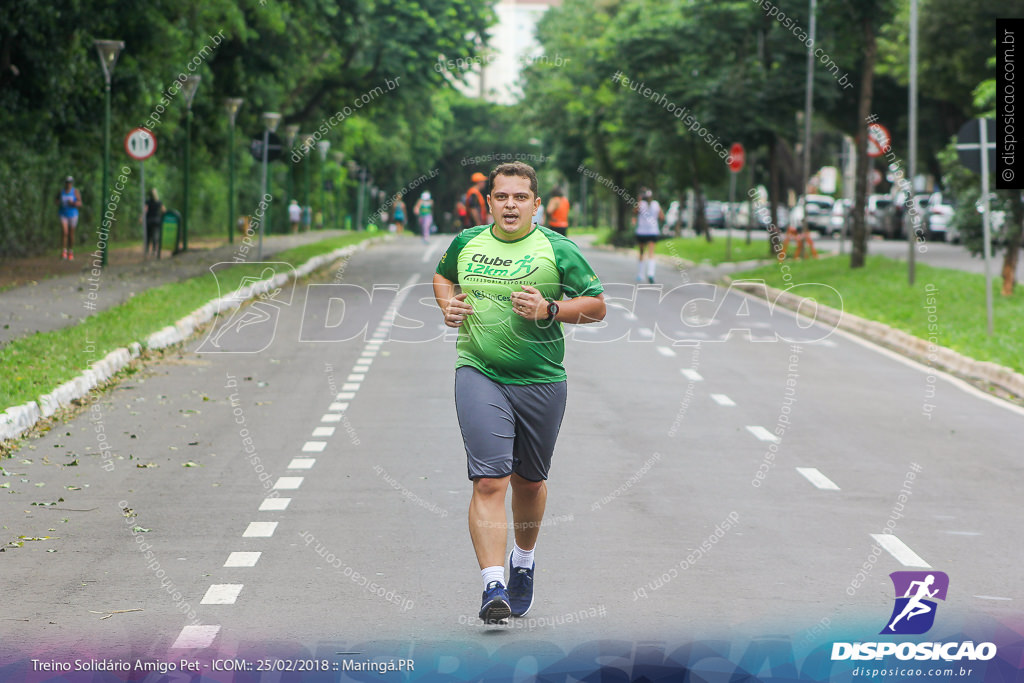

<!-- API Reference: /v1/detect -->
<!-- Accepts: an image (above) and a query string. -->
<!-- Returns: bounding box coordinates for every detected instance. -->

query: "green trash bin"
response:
[162,210,183,256]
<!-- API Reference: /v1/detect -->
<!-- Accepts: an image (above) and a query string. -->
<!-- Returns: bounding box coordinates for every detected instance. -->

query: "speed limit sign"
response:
[125,127,157,160]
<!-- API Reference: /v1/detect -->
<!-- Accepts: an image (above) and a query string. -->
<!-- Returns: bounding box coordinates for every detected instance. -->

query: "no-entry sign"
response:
[866,123,891,158]
[125,128,157,161]
[728,143,745,173]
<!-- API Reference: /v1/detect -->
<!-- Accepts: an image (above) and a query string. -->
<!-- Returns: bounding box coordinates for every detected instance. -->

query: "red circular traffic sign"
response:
[866,123,891,158]
[728,143,745,173]
[125,127,157,161]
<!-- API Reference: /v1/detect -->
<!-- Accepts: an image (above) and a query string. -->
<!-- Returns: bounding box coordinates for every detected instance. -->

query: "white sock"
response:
[637,260,646,278]
[481,566,505,589]
[647,259,656,278]
[511,543,534,569]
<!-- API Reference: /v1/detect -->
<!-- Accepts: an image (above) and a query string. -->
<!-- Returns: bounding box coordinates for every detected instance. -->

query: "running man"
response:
[57,176,82,260]
[433,161,606,623]
[888,574,939,631]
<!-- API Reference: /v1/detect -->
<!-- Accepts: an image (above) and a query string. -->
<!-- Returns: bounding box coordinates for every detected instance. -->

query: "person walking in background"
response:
[56,175,82,260]
[432,161,606,624]
[414,191,434,243]
[144,188,165,260]
[546,186,569,236]
[634,188,664,283]
[391,194,406,234]
[288,199,301,233]
[465,172,489,226]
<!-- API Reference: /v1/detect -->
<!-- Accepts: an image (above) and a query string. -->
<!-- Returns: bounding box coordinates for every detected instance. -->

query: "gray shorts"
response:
[454,366,567,481]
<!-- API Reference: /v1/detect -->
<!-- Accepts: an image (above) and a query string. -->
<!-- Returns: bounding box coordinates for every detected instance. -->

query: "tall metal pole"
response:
[979,119,994,336]
[356,168,366,230]
[101,79,111,266]
[802,0,816,229]
[183,107,192,252]
[259,125,269,260]
[907,0,918,284]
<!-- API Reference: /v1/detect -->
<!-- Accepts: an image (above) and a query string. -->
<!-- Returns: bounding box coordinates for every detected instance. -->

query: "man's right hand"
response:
[444,293,474,327]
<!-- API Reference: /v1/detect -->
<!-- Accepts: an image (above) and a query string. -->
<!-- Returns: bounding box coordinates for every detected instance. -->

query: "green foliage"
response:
[0,0,496,256]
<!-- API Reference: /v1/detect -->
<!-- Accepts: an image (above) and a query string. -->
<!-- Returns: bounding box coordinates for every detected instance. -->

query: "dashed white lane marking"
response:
[795,467,841,490]
[870,533,931,568]
[624,312,638,321]
[341,383,361,391]
[943,530,982,536]
[259,497,290,511]
[224,552,261,568]
[656,346,676,357]
[336,392,356,400]
[680,368,704,382]
[328,402,349,411]
[746,425,779,443]
[171,625,220,649]
[352,365,370,373]
[360,350,377,357]
[273,477,304,490]
[302,441,327,452]
[201,584,244,605]
[243,522,278,537]
[321,413,342,423]
[312,427,335,437]
[288,458,316,470]
[710,393,736,406]
[347,374,366,382]
[975,595,1012,601]
[637,327,654,338]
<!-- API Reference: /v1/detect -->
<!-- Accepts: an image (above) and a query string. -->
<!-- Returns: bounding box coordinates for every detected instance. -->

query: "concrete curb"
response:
[729,279,1024,400]
[1,239,379,443]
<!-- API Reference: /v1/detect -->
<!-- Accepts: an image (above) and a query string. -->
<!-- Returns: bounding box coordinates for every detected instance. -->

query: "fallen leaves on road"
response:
[89,608,143,620]
[182,461,201,468]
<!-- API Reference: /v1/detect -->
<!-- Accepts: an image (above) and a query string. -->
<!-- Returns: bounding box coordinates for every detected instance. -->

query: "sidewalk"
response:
[0,231,351,348]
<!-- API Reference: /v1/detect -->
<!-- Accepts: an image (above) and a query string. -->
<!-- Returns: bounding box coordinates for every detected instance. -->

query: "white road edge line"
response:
[870,533,931,568]
[739,290,1024,417]
[795,467,840,490]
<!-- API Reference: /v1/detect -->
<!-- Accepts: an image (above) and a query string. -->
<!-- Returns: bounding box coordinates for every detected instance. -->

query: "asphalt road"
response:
[2,234,1022,677]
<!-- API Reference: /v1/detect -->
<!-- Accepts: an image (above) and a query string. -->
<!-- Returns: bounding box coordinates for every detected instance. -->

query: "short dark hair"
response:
[488,161,538,197]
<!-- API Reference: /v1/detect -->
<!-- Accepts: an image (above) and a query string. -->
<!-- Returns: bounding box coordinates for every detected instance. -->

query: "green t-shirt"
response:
[435,224,604,385]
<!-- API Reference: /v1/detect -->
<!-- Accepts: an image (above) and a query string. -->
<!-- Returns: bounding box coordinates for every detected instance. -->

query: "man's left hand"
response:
[510,285,546,320]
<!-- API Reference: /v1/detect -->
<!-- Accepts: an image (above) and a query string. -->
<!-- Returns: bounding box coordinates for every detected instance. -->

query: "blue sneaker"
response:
[478,581,511,623]
[507,552,534,617]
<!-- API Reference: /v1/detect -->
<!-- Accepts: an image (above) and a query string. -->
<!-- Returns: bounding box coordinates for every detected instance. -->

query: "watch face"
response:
[547,301,558,318]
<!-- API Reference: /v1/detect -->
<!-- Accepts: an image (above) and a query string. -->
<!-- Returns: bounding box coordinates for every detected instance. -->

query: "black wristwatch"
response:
[545,298,559,321]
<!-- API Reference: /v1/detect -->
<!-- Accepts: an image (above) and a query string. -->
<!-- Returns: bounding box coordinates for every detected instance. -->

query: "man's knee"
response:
[511,475,545,496]
[473,476,509,498]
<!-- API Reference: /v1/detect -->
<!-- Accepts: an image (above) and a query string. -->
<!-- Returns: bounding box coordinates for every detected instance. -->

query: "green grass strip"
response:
[735,254,1024,375]
[1,232,374,409]
[655,235,782,265]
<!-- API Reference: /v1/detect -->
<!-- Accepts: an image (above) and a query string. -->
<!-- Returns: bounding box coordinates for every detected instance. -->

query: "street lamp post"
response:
[317,141,331,230]
[225,97,244,244]
[93,39,124,267]
[332,151,345,231]
[180,75,201,253]
[302,134,314,230]
[259,112,282,260]
[284,124,300,232]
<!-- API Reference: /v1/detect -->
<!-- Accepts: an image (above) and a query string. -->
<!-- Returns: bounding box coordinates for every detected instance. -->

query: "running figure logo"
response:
[881,571,949,635]
[196,262,296,353]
